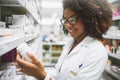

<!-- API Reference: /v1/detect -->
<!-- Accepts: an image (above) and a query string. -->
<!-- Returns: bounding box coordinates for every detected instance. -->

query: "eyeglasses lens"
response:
[60,16,78,26]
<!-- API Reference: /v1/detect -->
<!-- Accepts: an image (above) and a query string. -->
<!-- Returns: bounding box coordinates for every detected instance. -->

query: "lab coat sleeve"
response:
[75,45,108,80]
[44,68,59,80]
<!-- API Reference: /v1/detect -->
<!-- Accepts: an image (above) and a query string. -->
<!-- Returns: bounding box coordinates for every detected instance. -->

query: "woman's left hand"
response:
[16,52,46,80]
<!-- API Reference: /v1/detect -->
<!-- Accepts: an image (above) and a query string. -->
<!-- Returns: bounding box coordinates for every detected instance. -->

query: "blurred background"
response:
[0,0,120,80]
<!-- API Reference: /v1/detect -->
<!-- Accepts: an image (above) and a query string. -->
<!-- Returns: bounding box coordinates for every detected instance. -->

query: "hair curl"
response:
[62,0,112,40]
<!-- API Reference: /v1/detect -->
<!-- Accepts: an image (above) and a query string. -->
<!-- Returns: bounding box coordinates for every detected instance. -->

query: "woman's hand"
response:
[16,52,46,80]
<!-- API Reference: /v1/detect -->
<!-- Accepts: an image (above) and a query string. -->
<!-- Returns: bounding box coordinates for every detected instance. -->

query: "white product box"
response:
[12,15,28,26]
[9,25,25,36]
[17,42,35,62]
[0,21,6,28]
[9,25,24,29]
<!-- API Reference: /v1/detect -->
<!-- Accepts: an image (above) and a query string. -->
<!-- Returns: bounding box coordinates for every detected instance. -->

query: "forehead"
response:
[63,9,76,19]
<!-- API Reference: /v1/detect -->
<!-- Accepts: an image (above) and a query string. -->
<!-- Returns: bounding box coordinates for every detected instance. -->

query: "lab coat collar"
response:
[80,36,95,47]
[67,36,95,57]
[70,36,95,47]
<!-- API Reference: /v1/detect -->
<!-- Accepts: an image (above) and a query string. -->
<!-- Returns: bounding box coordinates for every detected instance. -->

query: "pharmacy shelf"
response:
[0,62,25,80]
[42,42,66,45]
[103,35,120,40]
[30,37,41,54]
[0,4,22,7]
[0,35,24,56]
[51,57,59,60]
[108,0,117,3]
[51,50,62,53]
[113,16,120,20]
[42,42,65,66]
[23,0,41,24]
[105,66,120,80]
[44,63,56,67]
[108,53,120,60]
[0,72,24,80]
[0,34,39,56]
[0,0,42,80]
[0,0,25,7]
[0,0,41,25]
[17,0,26,7]
[24,34,38,42]
[26,5,41,24]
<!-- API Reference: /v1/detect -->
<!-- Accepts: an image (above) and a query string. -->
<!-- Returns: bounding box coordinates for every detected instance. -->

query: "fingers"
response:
[16,51,38,67]
[17,57,32,67]
[16,51,22,60]
[17,68,22,72]
[16,52,43,69]
[16,51,40,65]
[16,67,26,75]
[27,53,41,65]
[16,51,20,59]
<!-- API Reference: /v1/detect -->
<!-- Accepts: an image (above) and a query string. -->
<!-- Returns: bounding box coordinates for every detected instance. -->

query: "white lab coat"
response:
[45,36,108,80]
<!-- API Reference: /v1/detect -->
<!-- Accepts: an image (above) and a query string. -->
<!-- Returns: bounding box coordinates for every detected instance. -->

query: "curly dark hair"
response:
[62,0,113,40]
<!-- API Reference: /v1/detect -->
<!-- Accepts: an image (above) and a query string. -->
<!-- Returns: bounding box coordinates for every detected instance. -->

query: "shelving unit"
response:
[108,53,120,60]
[108,0,117,3]
[113,16,120,20]
[42,42,65,67]
[105,66,120,79]
[0,0,42,80]
[0,62,25,80]
[103,35,120,40]
[103,37,120,80]
[0,35,24,56]
[0,34,39,56]
[103,0,120,79]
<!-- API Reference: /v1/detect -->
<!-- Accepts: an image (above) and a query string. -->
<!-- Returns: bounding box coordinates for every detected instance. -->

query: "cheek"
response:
[78,26,84,33]
[77,21,85,32]
[76,23,85,33]
[73,25,86,38]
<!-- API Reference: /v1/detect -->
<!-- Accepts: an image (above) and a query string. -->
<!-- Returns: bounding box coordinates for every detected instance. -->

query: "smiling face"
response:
[63,9,87,40]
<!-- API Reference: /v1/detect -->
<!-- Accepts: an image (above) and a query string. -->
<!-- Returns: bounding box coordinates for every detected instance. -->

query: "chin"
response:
[70,35,76,39]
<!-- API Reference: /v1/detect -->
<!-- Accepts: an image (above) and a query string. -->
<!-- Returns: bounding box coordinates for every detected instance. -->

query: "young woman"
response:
[16,0,112,80]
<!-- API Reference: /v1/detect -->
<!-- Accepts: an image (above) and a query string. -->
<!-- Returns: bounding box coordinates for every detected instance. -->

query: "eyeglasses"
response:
[60,15,79,26]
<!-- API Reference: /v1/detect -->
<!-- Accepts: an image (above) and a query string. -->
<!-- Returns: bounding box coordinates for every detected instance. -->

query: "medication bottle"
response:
[16,42,34,62]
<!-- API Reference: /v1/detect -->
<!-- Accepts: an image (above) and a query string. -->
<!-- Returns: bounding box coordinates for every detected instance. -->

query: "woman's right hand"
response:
[16,52,46,80]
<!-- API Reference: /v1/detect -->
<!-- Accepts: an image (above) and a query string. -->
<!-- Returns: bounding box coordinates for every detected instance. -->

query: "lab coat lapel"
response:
[67,36,94,58]
[62,38,75,57]
[55,39,75,69]
[68,43,82,57]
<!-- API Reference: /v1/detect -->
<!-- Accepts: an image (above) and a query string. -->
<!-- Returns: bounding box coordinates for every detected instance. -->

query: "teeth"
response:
[69,30,74,32]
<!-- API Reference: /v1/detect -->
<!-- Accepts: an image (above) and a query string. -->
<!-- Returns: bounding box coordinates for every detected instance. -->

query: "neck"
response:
[74,33,87,45]
[68,33,87,54]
